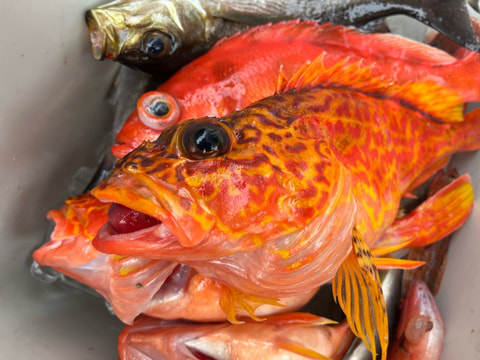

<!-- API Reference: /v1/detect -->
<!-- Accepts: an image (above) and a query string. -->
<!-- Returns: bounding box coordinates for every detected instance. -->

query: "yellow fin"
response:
[278,342,333,360]
[373,257,425,270]
[279,54,464,124]
[275,64,289,94]
[332,228,388,360]
[219,287,286,324]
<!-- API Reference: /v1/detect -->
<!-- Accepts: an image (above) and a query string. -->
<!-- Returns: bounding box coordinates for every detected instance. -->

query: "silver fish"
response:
[86,0,480,75]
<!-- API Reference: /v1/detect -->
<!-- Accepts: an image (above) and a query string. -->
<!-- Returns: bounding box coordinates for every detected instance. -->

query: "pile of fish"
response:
[32,0,480,359]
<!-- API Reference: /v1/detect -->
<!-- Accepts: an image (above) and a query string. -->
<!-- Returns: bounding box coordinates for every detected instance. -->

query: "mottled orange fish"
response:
[33,193,316,324]
[91,57,480,358]
[118,314,354,360]
[112,20,480,158]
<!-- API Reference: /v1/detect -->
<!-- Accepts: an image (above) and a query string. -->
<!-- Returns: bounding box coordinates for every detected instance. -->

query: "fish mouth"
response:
[91,172,216,257]
[85,10,107,60]
[92,202,181,256]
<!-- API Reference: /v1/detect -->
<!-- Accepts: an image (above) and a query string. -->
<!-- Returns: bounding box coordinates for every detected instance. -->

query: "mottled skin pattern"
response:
[92,59,478,300]
[113,20,480,158]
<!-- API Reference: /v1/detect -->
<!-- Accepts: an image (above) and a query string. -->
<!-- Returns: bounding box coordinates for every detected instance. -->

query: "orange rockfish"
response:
[118,313,354,360]
[112,20,480,158]
[33,193,316,324]
[91,56,480,358]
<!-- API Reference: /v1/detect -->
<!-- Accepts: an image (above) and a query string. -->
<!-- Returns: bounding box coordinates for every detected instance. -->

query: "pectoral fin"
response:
[332,228,388,360]
[219,286,285,324]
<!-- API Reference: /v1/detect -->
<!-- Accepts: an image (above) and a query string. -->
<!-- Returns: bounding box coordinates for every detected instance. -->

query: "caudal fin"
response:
[413,0,480,52]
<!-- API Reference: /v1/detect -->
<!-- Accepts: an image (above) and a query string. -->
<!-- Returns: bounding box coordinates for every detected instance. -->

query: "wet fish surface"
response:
[388,280,445,359]
[91,55,480,358]
[86,0,480,74]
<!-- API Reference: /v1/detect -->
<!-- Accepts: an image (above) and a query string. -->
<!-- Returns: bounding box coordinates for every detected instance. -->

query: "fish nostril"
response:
[85,10,106,60]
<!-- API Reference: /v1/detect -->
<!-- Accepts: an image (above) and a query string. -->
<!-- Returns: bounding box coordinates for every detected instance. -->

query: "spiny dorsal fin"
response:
[332,228,388,360]
[278,54,464,124]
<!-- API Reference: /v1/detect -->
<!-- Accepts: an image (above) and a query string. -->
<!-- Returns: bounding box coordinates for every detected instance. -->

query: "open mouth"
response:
[85,10,107,60]
[92,201,180,256]
[107,202,161,234]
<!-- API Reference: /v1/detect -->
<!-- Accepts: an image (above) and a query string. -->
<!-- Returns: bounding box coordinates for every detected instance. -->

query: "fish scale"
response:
[86,0,480,74]
[91,56,480,359]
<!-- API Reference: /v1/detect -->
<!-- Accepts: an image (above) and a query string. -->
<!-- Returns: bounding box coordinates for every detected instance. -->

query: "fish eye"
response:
[141,31,172,58]
[180,120,231,160]
[137,91,180,130]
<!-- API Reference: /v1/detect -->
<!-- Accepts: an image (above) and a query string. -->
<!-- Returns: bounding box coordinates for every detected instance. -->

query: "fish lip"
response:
[91,174,208,253]
[85,10,108,60]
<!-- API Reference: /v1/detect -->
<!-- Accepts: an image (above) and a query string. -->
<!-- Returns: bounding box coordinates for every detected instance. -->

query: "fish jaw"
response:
[92,167,217,255]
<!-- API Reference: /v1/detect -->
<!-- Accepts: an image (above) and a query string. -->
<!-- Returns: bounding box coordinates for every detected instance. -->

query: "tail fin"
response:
[413,0,480,52]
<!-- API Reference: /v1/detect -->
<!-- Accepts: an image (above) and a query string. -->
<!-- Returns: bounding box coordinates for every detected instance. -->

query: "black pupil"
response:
[148,101,169,117]
[194,128,220,153]
[146,36,165,55]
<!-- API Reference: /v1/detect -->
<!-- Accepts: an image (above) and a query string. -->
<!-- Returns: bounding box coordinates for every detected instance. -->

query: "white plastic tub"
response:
[1,2,479,359]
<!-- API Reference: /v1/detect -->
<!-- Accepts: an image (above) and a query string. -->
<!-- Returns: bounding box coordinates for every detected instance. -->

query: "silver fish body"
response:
[86,0,480,75]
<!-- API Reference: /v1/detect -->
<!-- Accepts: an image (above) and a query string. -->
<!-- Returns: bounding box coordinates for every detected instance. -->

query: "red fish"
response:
[112,20,480,158]
[118,313,355,360]
[33,193,316,324]
[388,280,445,359]
[91,57,480,358]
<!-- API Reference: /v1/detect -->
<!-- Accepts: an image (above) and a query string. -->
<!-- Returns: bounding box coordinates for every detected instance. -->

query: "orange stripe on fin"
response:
[278,342,333,360]
[374,257,425,270]
[332,228,388,360]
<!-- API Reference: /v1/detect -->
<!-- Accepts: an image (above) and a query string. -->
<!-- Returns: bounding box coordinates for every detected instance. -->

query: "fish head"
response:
[93,98,351,259]
[85,0,209,73]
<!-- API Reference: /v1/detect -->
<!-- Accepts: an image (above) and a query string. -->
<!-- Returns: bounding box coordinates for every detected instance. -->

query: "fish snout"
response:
[85,10,107,60]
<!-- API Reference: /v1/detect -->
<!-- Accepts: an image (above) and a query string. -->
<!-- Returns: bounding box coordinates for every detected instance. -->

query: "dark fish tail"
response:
[407,0,480,51]
[345,0,480,51]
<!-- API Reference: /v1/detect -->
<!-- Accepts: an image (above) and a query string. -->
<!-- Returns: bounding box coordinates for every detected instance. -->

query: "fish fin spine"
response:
[219,286,285,324]
[332,228,388,360]
[279,54,464,124]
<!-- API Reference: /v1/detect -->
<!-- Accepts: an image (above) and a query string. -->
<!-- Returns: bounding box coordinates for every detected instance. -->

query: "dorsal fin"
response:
[278,54,464,124]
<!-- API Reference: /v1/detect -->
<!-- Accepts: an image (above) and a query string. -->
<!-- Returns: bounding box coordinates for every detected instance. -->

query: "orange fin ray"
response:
[332,228,388,360]
[278,54,464,124]
[375,174,473,250]
[278,342,333,360]
[219,286,285,324]
[262,312,337,326]
[373,257,425,270]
